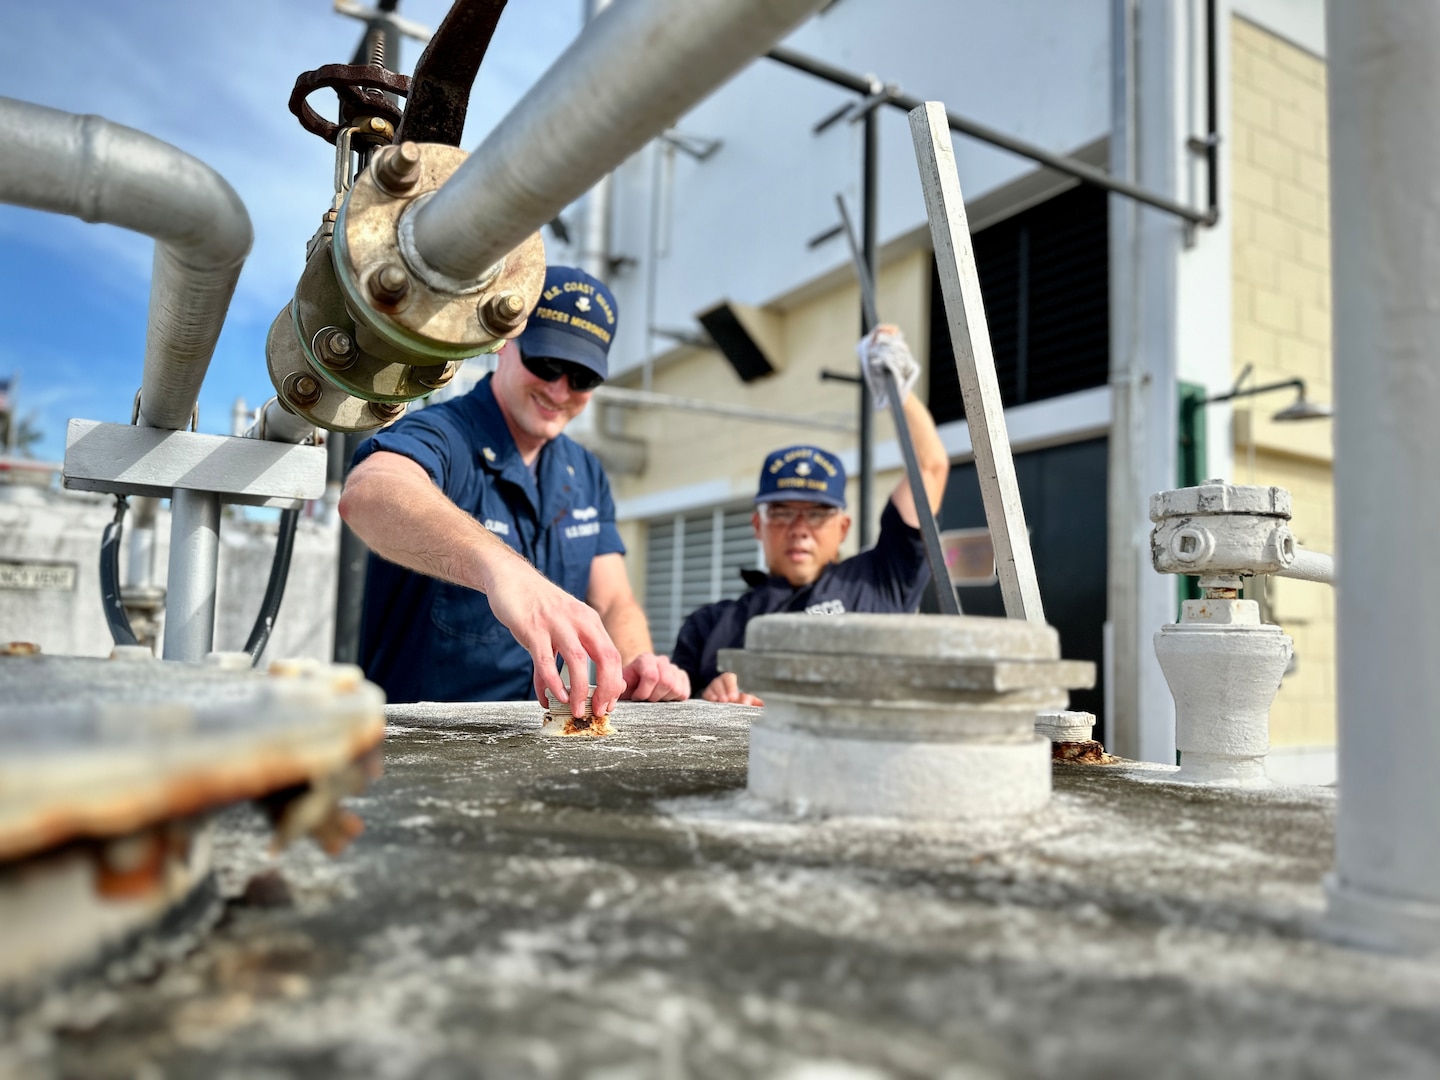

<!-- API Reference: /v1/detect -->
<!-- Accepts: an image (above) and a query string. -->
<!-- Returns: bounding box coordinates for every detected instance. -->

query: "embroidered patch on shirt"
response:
[804,599,846,615]
[570,506,599,521]
[484,519,511,536]
[564,522,602,539]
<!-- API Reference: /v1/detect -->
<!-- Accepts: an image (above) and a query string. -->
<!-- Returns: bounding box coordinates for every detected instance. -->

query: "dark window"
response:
[927,437,1110,727]
[928,183,1109,423]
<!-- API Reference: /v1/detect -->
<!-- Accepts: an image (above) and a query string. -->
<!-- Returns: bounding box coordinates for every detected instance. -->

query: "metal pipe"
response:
[858,108,878,550]
[1325,0,1440,952]
[333,431,369,665]
[162,488,221,661]
[1274,547,1333,587]
[0,98,252,431]
[410,0,826,280]
[767,46,1216,228]
[125,496,160,589]
[593,385,855,433]
[245,398,318,445]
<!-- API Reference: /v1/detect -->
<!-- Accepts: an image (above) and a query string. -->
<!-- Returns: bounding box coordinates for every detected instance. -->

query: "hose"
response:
[98,496,302,664]
[100,496,141,648]
[243,507,300,665]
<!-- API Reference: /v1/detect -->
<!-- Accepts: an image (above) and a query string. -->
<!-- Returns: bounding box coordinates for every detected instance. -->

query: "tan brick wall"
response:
[1230,16,1335,748]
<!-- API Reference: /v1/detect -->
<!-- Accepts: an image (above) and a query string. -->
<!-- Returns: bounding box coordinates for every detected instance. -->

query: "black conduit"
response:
[244,507,301,665]
[100,496,141,648]
[98,495,302,663]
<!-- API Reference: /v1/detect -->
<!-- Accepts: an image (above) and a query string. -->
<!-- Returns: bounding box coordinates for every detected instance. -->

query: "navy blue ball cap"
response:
[516,266,618,381]
[755,445,848,509]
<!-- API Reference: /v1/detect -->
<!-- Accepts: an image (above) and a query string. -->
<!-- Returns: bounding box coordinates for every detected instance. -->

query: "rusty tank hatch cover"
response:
[0,650,385,990]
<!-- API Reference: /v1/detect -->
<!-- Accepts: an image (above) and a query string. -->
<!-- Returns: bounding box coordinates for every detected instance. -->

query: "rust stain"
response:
[0,717,387,864]
[1052,740,1116,765]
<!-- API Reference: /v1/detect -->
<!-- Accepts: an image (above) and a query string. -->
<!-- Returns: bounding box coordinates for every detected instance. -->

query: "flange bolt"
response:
[369,263,411,305]
[480,291,527,334]
[315,327,358,370]
[373,141,422,194]
[288,375,323,408]
[369,401,405,424]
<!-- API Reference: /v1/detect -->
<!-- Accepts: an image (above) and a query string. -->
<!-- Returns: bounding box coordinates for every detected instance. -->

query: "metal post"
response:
[162,488,220,661]
[858,108,877,549]
[909,102,1045,624]
[333,432,368,665]
[1324,0,1440,952]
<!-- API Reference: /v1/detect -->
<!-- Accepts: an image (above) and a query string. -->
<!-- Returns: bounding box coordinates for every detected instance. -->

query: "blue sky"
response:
[0,1,581,461]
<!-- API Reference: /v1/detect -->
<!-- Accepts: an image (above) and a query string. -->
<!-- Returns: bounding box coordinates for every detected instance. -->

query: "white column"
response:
[1324,2,1440,950]
[1107,0,1182,762]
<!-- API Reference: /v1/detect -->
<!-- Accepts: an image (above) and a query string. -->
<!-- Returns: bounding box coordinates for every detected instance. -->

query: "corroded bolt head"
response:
[480,291,527,332]
[373,141,422,193]
[1,641,41,657]
[369,401,405,423]
[369,263,411,305]
[316,327,358,369]
[289,374,322,408]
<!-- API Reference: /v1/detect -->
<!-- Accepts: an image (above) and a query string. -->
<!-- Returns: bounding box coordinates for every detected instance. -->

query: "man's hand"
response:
[701,671,764,707]
[482,553,626,716]
[619,653,691,702]
[858,324,921,410]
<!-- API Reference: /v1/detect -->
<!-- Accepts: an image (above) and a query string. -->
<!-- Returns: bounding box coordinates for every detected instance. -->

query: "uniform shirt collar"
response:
[469,376,581,524]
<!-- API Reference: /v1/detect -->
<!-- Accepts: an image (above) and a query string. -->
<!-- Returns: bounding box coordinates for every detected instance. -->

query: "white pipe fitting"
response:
[1155,599,1292,786]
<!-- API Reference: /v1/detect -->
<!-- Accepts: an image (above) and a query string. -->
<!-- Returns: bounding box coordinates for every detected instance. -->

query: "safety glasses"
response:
[520,352,605,392]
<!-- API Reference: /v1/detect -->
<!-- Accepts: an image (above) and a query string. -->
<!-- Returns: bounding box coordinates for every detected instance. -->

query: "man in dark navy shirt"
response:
[339,266,688,712]
[671,326,950,705]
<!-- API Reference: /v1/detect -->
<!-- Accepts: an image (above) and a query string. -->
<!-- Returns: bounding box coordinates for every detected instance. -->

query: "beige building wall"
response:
[611,247,933,606]
[1230,15,1335,748]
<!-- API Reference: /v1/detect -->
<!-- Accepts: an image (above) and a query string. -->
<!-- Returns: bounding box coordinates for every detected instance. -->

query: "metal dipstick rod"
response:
[834,195,960,616]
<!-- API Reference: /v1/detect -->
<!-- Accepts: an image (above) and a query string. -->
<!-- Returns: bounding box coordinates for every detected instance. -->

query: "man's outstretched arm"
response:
[586,553,690,702]
[888,390,950,528]
[338,450,625,715]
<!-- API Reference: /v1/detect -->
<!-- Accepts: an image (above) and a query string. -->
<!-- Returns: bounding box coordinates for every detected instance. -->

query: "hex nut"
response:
[315,327,358,371]
[369,263,411,305]
[369,401,406,424]
[287,375,322,409]
[479,292,527,334]
[414,363,457,390]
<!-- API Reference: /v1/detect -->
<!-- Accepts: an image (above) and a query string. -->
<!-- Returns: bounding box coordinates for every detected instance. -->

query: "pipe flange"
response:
[265,306,394,434]
[333,142,546,364]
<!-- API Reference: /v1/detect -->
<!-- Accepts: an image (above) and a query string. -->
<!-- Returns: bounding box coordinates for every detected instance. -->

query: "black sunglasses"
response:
[520,352,605,392]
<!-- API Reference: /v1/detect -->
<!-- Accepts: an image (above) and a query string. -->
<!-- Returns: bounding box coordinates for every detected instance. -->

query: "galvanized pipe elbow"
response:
[0,97,252,431]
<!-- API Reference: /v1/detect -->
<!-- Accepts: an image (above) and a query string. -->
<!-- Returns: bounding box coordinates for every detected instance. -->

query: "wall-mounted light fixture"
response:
[1203,363,1333,422]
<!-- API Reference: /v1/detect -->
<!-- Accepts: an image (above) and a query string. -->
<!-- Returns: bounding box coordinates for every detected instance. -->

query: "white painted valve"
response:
[1150,480,1297,786]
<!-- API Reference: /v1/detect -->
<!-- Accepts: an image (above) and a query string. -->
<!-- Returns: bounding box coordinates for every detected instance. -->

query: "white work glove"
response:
[857,324,920,410]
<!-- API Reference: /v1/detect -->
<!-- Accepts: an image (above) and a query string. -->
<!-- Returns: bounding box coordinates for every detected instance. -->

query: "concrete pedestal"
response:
[724,613,1094,820]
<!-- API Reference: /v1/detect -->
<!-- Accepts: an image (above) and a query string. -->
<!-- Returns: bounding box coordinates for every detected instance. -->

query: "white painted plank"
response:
[908,101,1046,623]
[62,420,326,509]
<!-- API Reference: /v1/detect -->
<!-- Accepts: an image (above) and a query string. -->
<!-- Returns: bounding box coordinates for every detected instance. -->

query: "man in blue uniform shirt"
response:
[671,326,949,706]
[339,266,688,713]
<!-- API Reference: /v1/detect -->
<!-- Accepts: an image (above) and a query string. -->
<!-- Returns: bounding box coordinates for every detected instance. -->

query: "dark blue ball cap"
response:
[755,445,848,509]
[516,266,618,381]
